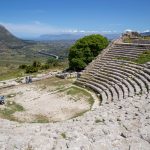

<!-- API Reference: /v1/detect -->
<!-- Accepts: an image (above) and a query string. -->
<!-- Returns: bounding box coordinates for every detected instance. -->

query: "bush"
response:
[47,58,59,67]
[25,66,38,73]
[19,64,28,69]
[69,34,109,71]
[40,64,50,70]
[32,61,41,68]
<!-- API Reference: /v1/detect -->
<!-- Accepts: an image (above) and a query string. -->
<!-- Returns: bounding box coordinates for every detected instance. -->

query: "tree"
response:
[69,58,86,71]
[68,34,109,70]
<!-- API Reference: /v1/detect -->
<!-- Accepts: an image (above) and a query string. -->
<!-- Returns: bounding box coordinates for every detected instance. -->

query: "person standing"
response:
[29,76,32,83]
[25,76,28,84]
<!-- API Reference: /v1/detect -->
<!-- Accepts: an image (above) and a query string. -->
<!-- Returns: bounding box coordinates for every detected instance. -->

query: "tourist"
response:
[25,76,28,84]
[0,96,5,105]
[29,76,32,83]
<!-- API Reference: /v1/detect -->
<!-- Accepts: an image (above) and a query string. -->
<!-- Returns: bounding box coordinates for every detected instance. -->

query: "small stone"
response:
[117,118,121,121]
[9,101,13,105]
[120,133,126,138]
[118,106,122,109]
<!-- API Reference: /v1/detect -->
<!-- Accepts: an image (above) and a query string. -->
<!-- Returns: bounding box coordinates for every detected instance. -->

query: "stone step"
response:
[101,66,144,94]
[114,64,150,91]
[89,70,133,97]
[111,47,148,51]
[108,50,142,55]
[96,69,135,97]
[91,78,119,101]
[94,73,126,99]
[103,63,149,93]
[85,83,107,104]
[105,53,137,59]
[87,80,113,103]
[114,44,149,49]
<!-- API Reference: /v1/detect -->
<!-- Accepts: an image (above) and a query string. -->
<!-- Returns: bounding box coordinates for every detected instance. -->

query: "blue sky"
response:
[0,0,150,38]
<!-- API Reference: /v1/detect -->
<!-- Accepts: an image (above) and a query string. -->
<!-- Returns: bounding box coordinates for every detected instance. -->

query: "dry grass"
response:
[0,101,24,121]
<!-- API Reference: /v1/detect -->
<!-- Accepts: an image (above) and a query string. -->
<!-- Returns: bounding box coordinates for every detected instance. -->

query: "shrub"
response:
[32,61,41,68]
[25,66,38,73]
[47,58,59,66]
[69,34,109,71]
[19,64,28,69]
[40,64,50,70]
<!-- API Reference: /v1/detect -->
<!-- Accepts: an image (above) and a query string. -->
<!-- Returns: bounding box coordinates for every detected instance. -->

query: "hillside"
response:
[0,25,25,48]
[0,25,74,65]
[0,25,74,80]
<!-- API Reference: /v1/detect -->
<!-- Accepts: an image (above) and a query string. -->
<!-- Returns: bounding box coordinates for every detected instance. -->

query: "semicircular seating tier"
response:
[76,38,150,104]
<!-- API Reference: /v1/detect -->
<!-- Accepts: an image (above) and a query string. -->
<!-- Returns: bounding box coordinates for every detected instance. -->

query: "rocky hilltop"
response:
[0,34,150,149]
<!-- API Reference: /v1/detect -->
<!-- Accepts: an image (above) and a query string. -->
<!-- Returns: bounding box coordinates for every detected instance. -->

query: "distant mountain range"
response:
[141,32,150,36]
[37,33,120,41]
[38,33,84,41]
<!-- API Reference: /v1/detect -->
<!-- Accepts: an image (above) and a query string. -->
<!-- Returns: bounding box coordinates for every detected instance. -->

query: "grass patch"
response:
[123,38,132,43]
[6,93,17,98]
[0,101,24,121]
[134,50,150,64]
[0,68,24,81]
[66,86,94,106]
[95,118,105,123]
[35,77,73,88]
[116,56,134,62]
[6,101,24,111]
[116,50,150,64]
[144,36,150,40]
[61,132,67,139]
[33,114,49,123]
[67,86,82,95]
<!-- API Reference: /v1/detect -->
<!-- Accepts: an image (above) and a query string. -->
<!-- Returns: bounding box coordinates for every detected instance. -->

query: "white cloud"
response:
[143,29,150,32]
[124,29,133,32]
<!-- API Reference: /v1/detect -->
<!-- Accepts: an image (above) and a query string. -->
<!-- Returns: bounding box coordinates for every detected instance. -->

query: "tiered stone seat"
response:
[77,38,150,104]
[105,53,137,59]
[131,39,150,44]
[91,78,118,101]
[105,44,150,59]
[93,73,125,99]
[103,65,146,93]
